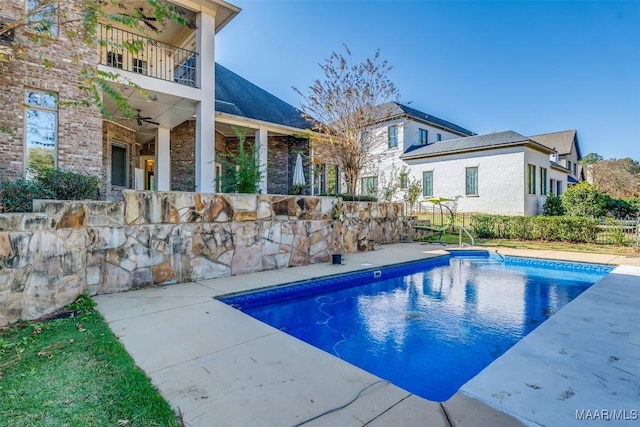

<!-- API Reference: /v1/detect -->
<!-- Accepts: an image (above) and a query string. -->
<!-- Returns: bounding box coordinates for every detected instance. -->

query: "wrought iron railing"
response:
[98,24,198,88]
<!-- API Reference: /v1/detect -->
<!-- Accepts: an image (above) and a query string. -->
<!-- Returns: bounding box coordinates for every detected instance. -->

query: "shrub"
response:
[471,214,598,243]
[34,168,101,200]
[603,196,637,219]
[0,178,53,213]
[341,194,378,202]
[561,182,607,218]
[217,127,263,194]
[542,193,565,216]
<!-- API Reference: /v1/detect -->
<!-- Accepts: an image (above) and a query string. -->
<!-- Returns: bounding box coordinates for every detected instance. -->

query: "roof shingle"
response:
[400,130,552,159]
[373,102,474,137]
[529,130,577,156]
[215,63,313,130]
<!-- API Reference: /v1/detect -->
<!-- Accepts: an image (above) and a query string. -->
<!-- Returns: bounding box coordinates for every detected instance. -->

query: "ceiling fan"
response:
[123,7,159,32]
[134,109,159,126]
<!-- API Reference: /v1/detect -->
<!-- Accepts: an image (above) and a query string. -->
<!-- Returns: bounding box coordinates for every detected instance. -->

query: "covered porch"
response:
[96,0,240,200]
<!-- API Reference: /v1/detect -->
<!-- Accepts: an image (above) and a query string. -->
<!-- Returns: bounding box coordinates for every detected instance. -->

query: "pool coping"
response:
[94,243,640,426]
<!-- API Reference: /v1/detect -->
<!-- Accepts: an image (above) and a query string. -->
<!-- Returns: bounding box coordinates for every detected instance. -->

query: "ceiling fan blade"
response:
[144,119,160,126]
[144,20,159,32]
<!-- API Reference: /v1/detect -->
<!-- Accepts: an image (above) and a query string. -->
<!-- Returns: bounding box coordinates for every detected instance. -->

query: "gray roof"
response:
[373,102,474,137]
[215,63,313,130]
[400,130,553,160]
[529,130,578,157]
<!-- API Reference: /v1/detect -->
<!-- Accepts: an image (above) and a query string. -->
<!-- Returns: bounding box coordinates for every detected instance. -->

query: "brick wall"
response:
[171,120,196,191]
[0,0,102,182]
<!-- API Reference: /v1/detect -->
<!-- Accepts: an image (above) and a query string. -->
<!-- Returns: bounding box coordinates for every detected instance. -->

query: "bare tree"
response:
[295,45,399,195]
[0,0,190,119]
[591,157,640,198]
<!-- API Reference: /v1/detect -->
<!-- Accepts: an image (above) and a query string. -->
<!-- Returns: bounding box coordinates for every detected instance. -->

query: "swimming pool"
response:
[222,251,613,401]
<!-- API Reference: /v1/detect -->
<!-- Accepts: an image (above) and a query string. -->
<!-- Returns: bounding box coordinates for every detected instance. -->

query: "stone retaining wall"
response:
[0,191,411,326]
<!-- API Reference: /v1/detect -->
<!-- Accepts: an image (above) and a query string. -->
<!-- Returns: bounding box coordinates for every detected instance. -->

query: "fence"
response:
[407,201,640,248]
[595,218,639,247]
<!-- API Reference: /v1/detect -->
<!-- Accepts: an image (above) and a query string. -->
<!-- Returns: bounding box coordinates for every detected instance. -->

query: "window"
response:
[107,51,123,69]
[215,162,222,192]
[111,142,129,187]
[326,164,339,194]
[400,173,408,189]
[527,164,536,194]
[418,128,428,145]
[133,58,147,74]
[465,167,478,196]
[540,167,547,195]
[556,180,562,195]
[361,176,378,197]
[550,178,555,194]
[422,171,433,197]
[436,133,442,142]
[27,0,57,35]
[573,163,577,175]
[362,131,370,151]
[25,90,57,176]
[388,125,398,148]
[567,160,572,172]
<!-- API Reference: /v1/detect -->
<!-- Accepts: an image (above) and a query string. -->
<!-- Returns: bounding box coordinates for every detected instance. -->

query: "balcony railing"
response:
[98,24,198,88]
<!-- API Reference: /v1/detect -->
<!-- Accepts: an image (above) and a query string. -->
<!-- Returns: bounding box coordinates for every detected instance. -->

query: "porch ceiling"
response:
[99,1,197,46]
[103,83,198,144]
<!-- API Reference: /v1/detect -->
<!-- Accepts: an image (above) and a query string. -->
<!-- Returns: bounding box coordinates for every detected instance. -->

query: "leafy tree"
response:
[0,0,190,119]
[561,182,607,218]
[579,152,603,166]
[295,45,399,195]
[542,193,565,216]
[216,127,263,194]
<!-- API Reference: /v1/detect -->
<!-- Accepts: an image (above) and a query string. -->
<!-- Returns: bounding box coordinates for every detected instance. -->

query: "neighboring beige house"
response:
[400,130,570,216]
[530,130,583,186]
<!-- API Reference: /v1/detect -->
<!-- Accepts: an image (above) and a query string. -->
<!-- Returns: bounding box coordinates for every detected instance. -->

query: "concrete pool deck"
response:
[94,243,640,426]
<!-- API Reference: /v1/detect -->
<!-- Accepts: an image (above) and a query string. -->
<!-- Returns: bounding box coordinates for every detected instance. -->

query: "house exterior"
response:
[529,130,583,185]
[355,102,475,197]
[6,0,320,200]
[400,130,570,216]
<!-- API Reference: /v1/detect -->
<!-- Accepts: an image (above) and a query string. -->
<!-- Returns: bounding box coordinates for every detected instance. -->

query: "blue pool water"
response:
[222,252,613,401]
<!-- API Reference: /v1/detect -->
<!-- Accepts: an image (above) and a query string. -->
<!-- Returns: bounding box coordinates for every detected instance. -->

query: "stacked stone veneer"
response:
[0,191,410,326]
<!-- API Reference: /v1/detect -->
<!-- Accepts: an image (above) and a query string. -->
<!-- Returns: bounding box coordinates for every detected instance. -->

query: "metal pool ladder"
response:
[459,226,475,247]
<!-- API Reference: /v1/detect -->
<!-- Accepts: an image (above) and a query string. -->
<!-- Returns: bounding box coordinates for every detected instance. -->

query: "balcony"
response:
[98,24,198,88]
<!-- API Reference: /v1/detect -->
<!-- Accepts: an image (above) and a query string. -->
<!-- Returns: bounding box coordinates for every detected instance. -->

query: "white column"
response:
[195,12,216,193]
[256,128,268,194]
[155,127,171,191]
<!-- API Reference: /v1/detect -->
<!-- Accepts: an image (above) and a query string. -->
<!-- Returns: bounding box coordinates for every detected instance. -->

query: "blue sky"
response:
[216,1,639,160]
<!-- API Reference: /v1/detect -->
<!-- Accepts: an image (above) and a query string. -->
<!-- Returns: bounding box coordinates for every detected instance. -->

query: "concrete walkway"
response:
[94,243,640,426]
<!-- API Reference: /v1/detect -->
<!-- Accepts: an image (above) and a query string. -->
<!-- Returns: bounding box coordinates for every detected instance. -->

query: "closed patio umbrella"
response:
[293,153,305,186]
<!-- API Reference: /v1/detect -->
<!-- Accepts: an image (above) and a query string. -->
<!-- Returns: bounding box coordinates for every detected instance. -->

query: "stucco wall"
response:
[524,148,554,216]
[0,192,410,326]
[360,117,470,198]
[405,147,527,215]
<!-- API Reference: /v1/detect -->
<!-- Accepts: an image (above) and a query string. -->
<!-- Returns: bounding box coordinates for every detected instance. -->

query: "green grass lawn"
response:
[418,231,640,256]
[0,296,180,427]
